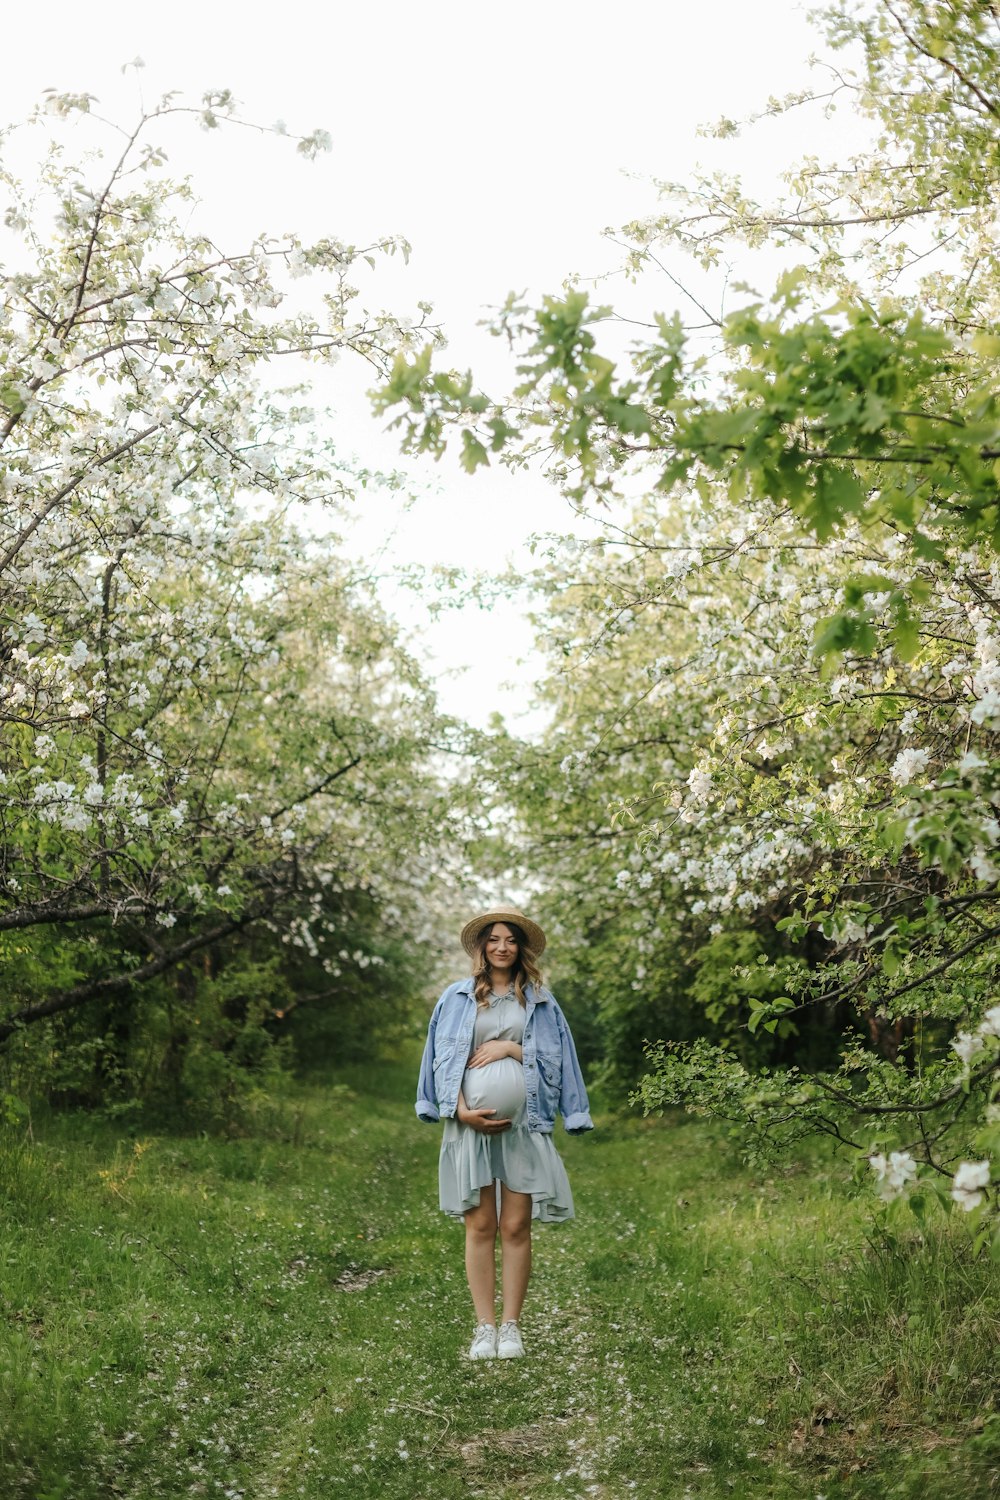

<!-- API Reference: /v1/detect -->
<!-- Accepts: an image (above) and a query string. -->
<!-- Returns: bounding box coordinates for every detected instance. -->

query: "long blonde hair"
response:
[472,921,543,1009]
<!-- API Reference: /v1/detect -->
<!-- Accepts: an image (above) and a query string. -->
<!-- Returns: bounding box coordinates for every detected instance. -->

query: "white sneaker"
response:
[497,1320,525,1359]
[468,1323,498,1360]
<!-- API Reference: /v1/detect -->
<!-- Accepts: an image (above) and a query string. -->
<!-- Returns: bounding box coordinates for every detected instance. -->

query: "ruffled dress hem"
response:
[439,1122,575,1222]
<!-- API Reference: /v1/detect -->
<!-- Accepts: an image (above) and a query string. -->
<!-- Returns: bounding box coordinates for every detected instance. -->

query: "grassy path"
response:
[1,1057,998,1498]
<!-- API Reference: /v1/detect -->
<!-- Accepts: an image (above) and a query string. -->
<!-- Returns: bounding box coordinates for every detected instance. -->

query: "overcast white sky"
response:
[5,0,849,730]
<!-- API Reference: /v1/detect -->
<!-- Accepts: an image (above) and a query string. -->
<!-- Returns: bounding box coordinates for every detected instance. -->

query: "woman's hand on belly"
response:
[468,1039,522,1067]
[457,1097,512,1133]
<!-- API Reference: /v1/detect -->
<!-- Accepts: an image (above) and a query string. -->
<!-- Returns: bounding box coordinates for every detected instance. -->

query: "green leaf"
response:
[604,400,652,437]
[774,264,811,306]
[0,386,26,416]
[892,611,921,661]
[812,610,877,660]
[814,465,866,530]
[459,429,489,473]
[882,944,900,978]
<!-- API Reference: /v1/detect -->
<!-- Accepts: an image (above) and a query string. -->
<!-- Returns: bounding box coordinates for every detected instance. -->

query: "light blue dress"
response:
[438,991,575,1222]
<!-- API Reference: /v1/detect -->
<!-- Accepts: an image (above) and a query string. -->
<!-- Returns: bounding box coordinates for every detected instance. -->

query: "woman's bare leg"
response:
[464,1183,499,1325]
[498,1183,533,1323]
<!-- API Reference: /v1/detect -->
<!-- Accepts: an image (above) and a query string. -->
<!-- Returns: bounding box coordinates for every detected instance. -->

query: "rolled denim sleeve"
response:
[415,1002,441,1123]
[554,1002,593,1133]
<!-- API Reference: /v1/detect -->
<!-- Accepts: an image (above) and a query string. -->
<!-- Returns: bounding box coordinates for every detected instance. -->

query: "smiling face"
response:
[485,922,518,971]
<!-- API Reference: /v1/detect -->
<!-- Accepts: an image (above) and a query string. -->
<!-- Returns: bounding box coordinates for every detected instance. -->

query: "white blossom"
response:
[868,1150,917,1201]
[969,690,1000,728]
[686,767,715,803]
[65,804,93,831]
[969,851,1000,882]
[951,1160,990,1212]
[889,747,930,786]
[950,1030,985,1066]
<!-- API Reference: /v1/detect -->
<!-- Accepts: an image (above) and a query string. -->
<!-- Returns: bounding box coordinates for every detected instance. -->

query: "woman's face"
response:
[485,923,518,969]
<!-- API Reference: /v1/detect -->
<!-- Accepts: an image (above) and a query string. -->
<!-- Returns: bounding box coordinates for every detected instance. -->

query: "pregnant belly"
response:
[462,1058,526,1119]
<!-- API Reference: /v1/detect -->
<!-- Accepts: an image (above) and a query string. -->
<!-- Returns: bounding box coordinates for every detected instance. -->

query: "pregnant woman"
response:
[415,905,593,1361]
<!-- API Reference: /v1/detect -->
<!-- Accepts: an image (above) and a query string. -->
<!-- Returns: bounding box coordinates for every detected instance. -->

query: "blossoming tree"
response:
[375,0,1000,1248]
[0,90,453,1110]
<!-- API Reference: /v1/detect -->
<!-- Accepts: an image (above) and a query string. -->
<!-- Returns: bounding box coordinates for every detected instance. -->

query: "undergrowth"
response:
[0,1058,997,1498]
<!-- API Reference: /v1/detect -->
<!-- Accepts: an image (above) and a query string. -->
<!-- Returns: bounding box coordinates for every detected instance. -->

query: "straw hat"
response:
[460,904,546,958]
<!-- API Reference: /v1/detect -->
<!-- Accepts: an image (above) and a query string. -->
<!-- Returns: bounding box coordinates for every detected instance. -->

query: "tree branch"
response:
[809,1054,998,1116]
[881,0,1000,122]
[0,912,257,1044]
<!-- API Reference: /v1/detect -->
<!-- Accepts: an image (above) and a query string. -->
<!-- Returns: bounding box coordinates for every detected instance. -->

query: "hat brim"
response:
[460,907,546,958]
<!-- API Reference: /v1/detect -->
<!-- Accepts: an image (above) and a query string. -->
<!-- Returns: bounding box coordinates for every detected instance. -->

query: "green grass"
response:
[1,1057,998,1499]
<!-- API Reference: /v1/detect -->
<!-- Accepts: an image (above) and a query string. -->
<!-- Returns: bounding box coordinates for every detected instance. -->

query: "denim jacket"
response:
[415,978,593,1135]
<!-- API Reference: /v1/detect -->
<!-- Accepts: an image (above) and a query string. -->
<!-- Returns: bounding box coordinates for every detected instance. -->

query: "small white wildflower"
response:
[958,751,988,775]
